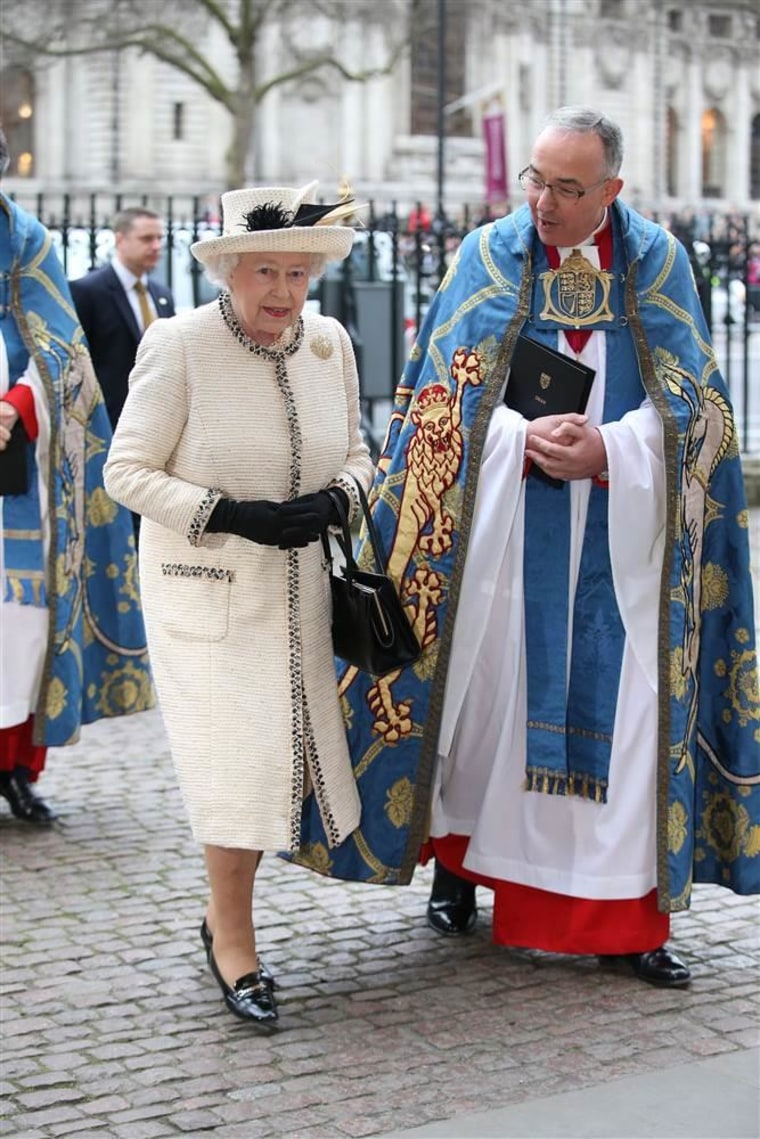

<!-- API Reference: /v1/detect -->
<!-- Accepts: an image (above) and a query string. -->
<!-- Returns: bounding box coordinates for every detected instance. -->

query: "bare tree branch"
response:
[2,25,232,102]
[1,0,417,187]
[255,37,412,102]
[192,0,236,42]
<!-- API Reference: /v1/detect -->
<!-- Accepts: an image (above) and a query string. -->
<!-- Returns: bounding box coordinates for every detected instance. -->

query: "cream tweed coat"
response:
[104,301,373,851]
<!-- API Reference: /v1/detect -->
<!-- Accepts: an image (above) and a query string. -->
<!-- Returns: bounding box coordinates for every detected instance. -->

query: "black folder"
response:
[504,333,595,487]
[0,420,30,496]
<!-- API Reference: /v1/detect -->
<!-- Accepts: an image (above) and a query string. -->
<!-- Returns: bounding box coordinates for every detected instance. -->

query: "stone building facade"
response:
[1,0,758,218]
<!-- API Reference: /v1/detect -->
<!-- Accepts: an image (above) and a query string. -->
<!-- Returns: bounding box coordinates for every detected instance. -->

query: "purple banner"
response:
[483,109,507,202]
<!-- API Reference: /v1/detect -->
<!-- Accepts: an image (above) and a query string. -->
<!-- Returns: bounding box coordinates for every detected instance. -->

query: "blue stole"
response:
[523,479,623,801]
[522,223,644,801]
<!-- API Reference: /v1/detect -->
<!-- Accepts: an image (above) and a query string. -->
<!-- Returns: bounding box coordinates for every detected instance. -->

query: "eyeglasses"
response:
[518,167,610,203]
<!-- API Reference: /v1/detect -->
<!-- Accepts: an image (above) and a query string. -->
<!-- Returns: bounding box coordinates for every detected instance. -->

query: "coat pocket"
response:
[159,563,234,642]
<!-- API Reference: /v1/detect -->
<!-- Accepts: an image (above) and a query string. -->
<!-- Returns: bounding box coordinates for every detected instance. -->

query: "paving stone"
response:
[5,1109,84,1131]
[206,1123,275,1139]
[110,1123,181,1139]
[2,1018,55,1039]
[47,1127,113,1139]
[165,1110,226,1132]
[0,1129,48,1139]
[102,1102,187,1126]
[14,1090,86,1111]
[77,1096,133,1116]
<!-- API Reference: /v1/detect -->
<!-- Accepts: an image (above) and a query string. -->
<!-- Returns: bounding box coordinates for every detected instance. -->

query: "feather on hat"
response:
[190,180,358,263]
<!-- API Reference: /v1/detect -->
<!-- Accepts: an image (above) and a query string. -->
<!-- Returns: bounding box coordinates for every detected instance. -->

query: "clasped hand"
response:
[524,414,607,482]
[206,489,345,549]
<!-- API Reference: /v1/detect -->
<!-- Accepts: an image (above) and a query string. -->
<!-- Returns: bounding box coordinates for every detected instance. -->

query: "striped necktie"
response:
[134,280,155,331]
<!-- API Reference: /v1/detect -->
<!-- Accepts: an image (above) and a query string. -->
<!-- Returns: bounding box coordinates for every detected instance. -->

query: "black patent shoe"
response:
[601,946,692,988]
[200,920,277,989]
[208,948,279,1027]
[426,859,477,936]
[0,769,56,826]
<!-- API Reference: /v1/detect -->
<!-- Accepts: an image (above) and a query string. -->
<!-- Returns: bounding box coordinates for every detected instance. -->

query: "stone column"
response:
[682,49,704,200]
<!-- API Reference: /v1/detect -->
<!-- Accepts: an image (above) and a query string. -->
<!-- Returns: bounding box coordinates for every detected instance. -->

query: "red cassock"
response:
[428,834,669,955]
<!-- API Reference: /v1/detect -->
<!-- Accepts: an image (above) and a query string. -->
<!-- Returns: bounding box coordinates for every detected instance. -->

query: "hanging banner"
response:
[483,104,508,203]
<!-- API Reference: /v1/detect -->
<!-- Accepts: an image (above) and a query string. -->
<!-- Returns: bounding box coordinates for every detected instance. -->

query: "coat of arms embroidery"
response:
[539,247,615,328]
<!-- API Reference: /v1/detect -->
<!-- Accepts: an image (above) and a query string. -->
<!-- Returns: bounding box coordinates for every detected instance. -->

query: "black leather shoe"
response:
[602,946,692,988]
[200,920,277,989]
[208,948,279,1027]
[426,859,477,936]
[0,769,56,825]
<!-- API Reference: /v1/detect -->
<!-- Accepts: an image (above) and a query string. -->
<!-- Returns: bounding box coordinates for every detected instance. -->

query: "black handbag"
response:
[323,482,421,676]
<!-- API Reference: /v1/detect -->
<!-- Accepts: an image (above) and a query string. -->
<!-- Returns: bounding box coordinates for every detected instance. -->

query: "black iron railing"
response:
[9,190,759,455]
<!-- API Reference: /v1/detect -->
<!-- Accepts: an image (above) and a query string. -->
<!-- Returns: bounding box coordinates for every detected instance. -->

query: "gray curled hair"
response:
[203,251,329,288]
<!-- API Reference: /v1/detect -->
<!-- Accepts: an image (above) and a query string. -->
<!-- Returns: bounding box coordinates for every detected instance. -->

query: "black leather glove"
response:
[276,488,349,549]
[205,498,283,546]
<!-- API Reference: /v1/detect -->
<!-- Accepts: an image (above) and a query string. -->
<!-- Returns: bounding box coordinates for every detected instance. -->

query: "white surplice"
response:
[431,260,668,900]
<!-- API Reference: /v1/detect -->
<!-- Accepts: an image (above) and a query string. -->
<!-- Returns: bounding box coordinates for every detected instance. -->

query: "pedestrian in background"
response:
[70,207,175,544]
[104,181,373,1028]
[0,130,154,826]
[407,203,432,233]
[292,106,759,989]
[70,207,175,432]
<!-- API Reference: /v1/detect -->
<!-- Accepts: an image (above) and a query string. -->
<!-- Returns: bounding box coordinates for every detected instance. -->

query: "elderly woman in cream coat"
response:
[104,182,373,1029]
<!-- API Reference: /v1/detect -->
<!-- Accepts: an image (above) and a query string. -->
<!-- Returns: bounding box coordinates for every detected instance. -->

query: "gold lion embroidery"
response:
[389,347,483,582]
[360,347,484,743]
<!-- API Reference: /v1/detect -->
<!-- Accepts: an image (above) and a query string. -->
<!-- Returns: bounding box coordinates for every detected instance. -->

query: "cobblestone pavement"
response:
[2,512,760,1139]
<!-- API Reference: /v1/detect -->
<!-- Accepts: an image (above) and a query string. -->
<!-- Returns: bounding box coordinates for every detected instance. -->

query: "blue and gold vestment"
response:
[1,194,154,745]
[290,199,759,911]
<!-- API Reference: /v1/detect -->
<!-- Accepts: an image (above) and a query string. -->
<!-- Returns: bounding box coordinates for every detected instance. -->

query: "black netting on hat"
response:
[241,202,294,231]
[241,199,351,233]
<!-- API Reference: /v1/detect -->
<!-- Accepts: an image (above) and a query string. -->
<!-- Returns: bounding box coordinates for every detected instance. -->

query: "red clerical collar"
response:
[543,220,612,271]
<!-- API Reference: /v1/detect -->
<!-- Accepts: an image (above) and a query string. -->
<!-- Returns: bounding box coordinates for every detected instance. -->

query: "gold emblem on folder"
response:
[540,372,551,389]
[539,248,615,328]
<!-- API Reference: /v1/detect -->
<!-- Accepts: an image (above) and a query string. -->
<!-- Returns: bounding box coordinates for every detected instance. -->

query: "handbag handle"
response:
[323,479,387,577]
[353,480,390,573]
[322,488,355,572]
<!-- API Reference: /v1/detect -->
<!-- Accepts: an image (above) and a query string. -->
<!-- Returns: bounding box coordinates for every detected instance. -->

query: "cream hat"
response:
[190,180,357,264]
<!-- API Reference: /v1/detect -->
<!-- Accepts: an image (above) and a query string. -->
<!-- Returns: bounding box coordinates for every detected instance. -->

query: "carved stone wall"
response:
[2,0,757,215]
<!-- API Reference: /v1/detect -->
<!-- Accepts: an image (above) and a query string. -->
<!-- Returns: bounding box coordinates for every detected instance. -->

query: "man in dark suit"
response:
[70,207,175,432]
[70,208,174,542]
